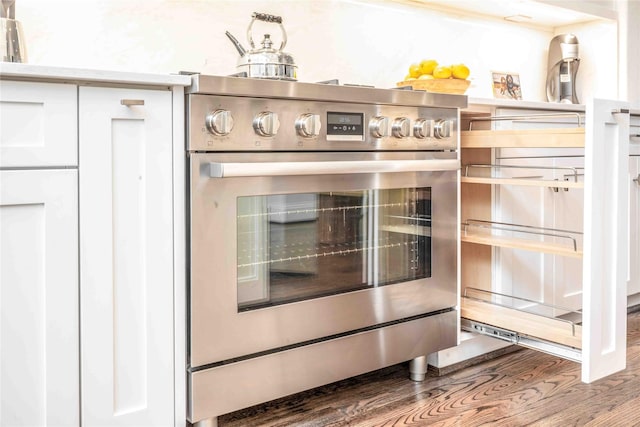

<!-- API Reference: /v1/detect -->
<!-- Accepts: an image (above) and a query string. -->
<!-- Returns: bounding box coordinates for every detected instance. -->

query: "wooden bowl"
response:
[396,78,470,94]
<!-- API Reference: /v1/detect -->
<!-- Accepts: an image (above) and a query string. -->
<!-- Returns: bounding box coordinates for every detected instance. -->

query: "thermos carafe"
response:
[1,0,27,63]
[546,34,579,104]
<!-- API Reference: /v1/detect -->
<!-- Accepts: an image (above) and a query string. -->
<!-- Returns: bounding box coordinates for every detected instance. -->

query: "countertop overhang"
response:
[0,62,191,87]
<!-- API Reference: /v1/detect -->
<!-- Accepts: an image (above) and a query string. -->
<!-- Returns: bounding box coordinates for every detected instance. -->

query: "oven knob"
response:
[205,109,234,136]
[391,117,411,138]
[413,118,433,139]
[369,116,389,138]
[295,113,321,138]
[253,112,280,137]
[434,119,452,139]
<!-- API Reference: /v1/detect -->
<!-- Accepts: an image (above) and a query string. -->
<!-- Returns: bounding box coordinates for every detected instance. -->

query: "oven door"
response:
[189,151,459,368]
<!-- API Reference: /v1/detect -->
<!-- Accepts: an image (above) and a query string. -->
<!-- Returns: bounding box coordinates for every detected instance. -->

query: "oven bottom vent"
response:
[188,309,458,423]
[190,307,455,372]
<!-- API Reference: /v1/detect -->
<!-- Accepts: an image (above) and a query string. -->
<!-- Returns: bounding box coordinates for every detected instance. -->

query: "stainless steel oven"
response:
[185,75,466,426]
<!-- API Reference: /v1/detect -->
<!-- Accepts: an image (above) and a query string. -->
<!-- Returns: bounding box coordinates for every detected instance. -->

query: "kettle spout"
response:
[225,31,246,57]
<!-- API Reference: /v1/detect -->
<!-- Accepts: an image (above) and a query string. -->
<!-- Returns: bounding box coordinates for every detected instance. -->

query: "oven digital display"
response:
[326,112,364,141]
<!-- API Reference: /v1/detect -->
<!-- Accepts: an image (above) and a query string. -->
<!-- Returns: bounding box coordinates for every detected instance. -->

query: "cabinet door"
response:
[582,99,630,383]
[630,154,640,296]
[0,81,77,168]
[0,169,79,426]
[79,87,174,426]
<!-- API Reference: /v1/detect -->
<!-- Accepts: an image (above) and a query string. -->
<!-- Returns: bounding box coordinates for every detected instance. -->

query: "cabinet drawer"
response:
[0,81,77,167]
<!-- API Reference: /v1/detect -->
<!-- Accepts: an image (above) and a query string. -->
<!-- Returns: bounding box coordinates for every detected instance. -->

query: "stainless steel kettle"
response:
[225,12,297,81]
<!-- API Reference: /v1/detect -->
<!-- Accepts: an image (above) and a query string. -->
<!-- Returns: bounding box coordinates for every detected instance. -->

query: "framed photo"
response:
[492,71,522,100]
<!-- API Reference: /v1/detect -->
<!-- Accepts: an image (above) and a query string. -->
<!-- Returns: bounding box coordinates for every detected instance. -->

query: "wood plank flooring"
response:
[218,311,640,426]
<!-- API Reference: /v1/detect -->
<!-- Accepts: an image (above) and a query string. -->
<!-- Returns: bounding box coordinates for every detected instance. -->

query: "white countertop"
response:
[0,63,191,87]
[466,96,586,112]
[467,98,640,115]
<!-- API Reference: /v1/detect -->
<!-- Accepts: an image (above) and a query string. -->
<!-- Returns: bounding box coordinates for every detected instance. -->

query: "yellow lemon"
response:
[432,65,452,79]
[419,59,438,75]
[451,63,470,80]
[408,63,422,78]
[418,74,434,80]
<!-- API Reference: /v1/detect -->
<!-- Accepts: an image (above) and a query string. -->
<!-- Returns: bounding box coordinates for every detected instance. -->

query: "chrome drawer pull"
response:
[120,99,145,106]
[634,174,639,185]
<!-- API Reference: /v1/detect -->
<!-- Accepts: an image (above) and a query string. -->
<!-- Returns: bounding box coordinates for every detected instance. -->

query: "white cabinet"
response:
[460,99,630,383]
[394,0,617,28]
[1,66,187,427]
[79,86,175,427]
[1,79,79,426]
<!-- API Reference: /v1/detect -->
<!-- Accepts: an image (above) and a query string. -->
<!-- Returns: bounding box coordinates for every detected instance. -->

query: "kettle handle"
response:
[252,13,282,24]
[247,12,287,51]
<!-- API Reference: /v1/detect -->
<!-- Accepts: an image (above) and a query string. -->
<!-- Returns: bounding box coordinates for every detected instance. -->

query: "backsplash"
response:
[17,0,617,102]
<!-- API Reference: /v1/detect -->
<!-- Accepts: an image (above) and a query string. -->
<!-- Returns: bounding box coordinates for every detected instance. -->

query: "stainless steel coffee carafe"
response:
[546,34,580,104]
[1,0,27,63]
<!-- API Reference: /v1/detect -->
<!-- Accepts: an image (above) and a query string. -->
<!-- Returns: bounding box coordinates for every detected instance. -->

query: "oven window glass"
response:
[236,188,431,311]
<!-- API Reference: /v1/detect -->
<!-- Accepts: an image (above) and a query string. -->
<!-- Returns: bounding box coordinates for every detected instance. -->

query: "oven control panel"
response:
[188,95,459,152]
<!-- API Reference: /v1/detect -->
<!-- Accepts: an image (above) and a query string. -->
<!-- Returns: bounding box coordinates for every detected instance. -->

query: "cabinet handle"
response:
[634,174,639,185]
[611,108,630,115]
[120,99,145,106]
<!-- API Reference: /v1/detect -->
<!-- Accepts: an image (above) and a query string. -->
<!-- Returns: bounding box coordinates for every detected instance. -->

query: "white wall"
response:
[15,0,618,102]
[617,0,640,106]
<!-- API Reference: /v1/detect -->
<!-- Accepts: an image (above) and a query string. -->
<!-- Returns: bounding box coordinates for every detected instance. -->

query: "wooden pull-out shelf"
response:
[379,224,431,237]
[462,297,581,348]
[461,233,583,258]
[461,220,582,258]
[461,128,585,148]
[459,100,631,383]
[461,296,582,362]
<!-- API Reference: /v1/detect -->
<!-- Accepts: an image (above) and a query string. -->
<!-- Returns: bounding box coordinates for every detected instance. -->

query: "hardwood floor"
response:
[218,311,640,426]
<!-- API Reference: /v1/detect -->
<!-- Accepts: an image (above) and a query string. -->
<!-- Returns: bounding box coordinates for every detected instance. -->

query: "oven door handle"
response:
[209,159,460,178]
